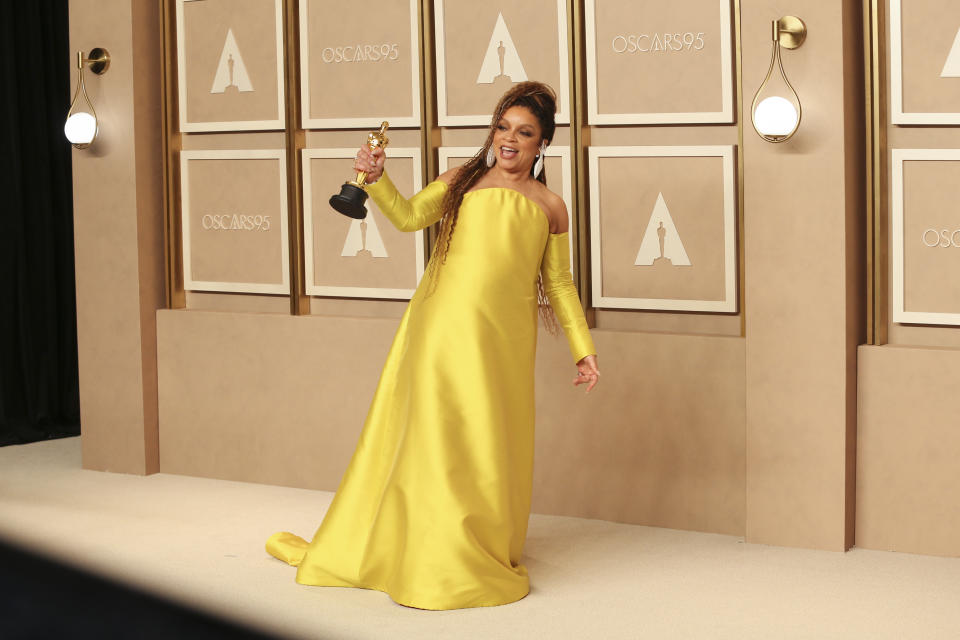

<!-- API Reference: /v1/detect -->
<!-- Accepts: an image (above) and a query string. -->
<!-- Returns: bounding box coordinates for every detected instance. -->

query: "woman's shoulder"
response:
[436,166,461,186]
[531,182,568,233]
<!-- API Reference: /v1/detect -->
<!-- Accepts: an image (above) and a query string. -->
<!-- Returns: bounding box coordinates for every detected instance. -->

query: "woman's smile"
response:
[492,105,542,170]
[499,145,519,160]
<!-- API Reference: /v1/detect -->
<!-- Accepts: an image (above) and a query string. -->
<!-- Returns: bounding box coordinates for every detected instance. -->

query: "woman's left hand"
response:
[573,354,600,393]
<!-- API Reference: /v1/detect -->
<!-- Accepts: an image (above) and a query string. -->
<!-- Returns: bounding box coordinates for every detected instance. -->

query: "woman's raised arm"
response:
[353,145,448,232]
[366,171,447,232]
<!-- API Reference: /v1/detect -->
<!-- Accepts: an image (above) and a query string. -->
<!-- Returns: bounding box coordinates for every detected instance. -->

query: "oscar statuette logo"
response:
[329,121,390,219]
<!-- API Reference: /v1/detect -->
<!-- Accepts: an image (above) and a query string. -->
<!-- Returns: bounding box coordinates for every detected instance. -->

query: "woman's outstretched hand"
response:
[354,146,385,184]
[573,354,600,393]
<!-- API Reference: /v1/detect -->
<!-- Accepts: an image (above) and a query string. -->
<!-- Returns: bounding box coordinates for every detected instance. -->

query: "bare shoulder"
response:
[436,166,461,186]
[534,183,568,234]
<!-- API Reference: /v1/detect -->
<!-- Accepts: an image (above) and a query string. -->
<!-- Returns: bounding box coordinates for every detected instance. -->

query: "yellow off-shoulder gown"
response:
[266,171,596,610]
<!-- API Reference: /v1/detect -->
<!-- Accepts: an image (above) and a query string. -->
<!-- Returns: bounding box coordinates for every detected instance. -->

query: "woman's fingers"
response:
[371,149,384,173]
[353,149,368,173]
[354,147,384,177]
[573,368,600,393]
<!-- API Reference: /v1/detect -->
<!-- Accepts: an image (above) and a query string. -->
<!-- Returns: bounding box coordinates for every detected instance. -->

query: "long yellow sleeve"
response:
[365,170,448,232]
[540,232,597,365]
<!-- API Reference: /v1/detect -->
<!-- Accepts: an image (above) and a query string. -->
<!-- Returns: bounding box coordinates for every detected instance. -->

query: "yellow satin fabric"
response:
[266,173,596,610]
[540,227,597,364]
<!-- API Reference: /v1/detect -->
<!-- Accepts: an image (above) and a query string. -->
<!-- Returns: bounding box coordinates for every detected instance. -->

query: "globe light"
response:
[750,17,806,143]
[64,112,97,145]
[65,48,110,149]
[753,96,799,138]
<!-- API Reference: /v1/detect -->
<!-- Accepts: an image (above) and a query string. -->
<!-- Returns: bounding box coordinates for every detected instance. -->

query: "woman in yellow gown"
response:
[266,82,600,610]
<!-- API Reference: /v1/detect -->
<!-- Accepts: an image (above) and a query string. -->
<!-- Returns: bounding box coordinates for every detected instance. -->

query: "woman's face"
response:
[492,106,544,173]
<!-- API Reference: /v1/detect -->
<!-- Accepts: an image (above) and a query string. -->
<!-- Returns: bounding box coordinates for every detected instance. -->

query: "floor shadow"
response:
[0,537,281,639]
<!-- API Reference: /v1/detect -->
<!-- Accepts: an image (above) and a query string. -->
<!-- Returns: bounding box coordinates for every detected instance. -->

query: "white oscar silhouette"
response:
[476,13,527,84]
[211,28,254,93]
[942,28,960,77]
[341,206,389,257]
[634,192,691,266]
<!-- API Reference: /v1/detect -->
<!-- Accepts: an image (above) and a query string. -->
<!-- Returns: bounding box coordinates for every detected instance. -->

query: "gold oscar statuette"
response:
[329,121,390,219]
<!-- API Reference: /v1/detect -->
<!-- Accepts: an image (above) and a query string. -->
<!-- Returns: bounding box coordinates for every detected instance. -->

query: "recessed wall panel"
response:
[303,149,424,299]
[434,0,570,126]
[585,0,733,124]
[890,0,960,124]
[299,0,420,128]
[175,0,285,131]
[180,150,290,293]
[892,149,960,325]
[589,145,737,312]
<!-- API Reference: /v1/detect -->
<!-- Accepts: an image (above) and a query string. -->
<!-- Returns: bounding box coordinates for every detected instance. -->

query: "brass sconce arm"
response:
[65,48,111,150]
[751,17,806,143]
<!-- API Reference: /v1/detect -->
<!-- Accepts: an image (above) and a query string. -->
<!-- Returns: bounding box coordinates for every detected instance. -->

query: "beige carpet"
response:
[1,437,958,639]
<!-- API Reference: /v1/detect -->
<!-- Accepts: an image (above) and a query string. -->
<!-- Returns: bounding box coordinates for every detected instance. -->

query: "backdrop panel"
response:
[585,0,733,124]
[890,0,960,124]
[589,145,736,312]
[180,149,289,294]
[434,0,570,126]
[176,0,285,131]
[299,0,420,128]
[891,149,960,325]
[303,148,424,298]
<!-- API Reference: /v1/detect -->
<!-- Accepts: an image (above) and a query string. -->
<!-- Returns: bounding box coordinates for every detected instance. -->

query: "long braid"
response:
[422,82,562,337]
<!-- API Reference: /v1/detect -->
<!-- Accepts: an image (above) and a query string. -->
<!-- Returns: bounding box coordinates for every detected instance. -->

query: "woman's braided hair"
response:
[423,81,562,336]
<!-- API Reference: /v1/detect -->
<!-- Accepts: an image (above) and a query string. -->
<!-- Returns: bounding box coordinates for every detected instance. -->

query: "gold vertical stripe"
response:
[160,0,184,309]
[569,0,591,318]
[283,0,308,315]
[734,0,745,337]
[869,0,885,344]
[420,0,434,183]
[420,0,439,258]
[864,0,875,344]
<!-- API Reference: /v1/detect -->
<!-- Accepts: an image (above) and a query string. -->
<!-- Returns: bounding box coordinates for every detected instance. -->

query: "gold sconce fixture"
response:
[64,48,111,149]
[751,16,806,143]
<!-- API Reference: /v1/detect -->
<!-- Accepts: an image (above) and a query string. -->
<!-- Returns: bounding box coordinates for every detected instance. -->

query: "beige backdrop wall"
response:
[855,0,960,557]
[70,0,164,474]
[71,0,960,558]
[741,0,865,552]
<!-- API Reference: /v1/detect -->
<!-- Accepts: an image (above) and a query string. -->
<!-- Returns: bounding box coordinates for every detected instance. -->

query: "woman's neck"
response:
[488,165,532,186]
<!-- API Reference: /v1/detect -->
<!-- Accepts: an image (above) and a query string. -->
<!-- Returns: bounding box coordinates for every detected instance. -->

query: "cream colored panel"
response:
[434,0,570,125]
[304,149,424,298]
[891,150,960,324]
[890,0,960,124]
[588,146,737,312]
[176,0,284,131]
[585,0,733,124]
[299,0,420,128]
[180,150,290,293]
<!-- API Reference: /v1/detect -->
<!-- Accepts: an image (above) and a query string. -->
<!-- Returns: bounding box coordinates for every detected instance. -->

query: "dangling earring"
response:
[532,140,546,179]
[485,145,496,168]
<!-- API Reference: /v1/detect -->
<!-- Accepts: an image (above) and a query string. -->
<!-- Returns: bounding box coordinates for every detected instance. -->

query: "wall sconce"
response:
[751,17,806,143]
[64,48,110,149]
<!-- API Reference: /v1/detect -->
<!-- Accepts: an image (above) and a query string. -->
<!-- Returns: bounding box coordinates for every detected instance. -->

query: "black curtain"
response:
[0,2,80,446]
